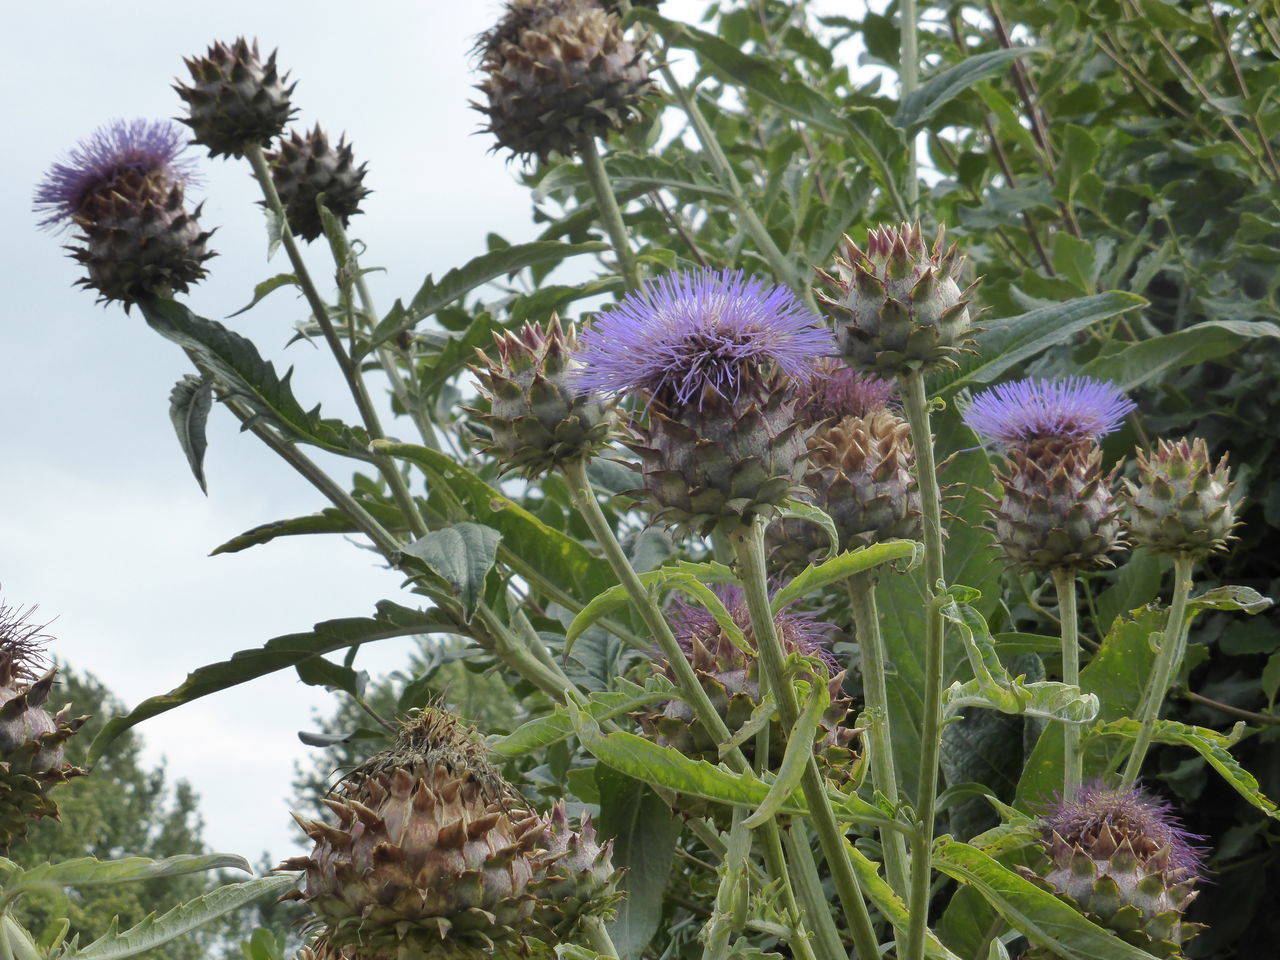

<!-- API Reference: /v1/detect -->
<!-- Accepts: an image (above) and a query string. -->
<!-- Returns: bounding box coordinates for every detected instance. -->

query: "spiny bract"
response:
[281,709,548,960]
[1022,785,1205,959]
[475,0,652,160]
[1124,437,1237,558]
[176,38,296,159]
[531,801,623,938]
[467,315,614,478]
[266,125,370,242]
[818,221,977,377]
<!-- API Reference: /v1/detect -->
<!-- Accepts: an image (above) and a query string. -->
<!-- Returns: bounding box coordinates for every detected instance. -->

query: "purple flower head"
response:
[574,269,835,406]
[1041,782,1206,880]
[669,584,839,673]
[34,119,198,229]
[797,359,896,424]
[963,377,1135,446]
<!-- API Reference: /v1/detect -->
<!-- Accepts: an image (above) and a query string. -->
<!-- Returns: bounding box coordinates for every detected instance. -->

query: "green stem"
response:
[1052,568,1083,800]
[729,519,882,960]
[1121,552,1194,787]
[781,823,850,960]
[582,915,620,958]
[847,573,911,899]
[899,370,945,960]
[244,144,428,541]
[579,136,641,292]
[561,460,834,958]
[901,0,920,215]
[475,602,579,702]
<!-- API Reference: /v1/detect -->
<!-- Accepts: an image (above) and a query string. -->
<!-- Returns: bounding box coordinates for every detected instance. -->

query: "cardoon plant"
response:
[964,376,1134,799]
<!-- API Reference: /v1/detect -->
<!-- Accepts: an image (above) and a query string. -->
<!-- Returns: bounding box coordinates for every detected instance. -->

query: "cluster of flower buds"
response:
[0,600,86,850]
[175,38,295,159]
[1124,437,1237,558]
[283,708,621,957]
[475,0,653,160]
[1023,785,1205,959]
[265,125,370,243]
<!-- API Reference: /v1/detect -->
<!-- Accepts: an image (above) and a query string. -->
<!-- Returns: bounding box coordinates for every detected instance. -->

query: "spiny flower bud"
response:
[1023,784,1205,959]
[1124,437,1237,558]
[280,708,547,959]
[818,221,977,377]
[266,125,370,243]
[637,587,856,778]
[532,801,623,937]
[575,269,835,535]
[964,378,1135,574]
[176,38,296,159]
[467,315,614,478]
[0,600,87,850]
[771,364,918,566]
[34,120,215,307]
[475,0,652,160]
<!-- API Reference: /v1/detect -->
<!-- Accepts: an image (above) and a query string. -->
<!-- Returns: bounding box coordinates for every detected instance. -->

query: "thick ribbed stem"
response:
[730,519,882,960]
[848,573,911,899]
[1052,568,1083,800]
[900,370,945,960]
[1121,552,1195,787]
[579,135,641,292]
[902,0,920,214]
[245,144,428,541]
[782,824,850,960]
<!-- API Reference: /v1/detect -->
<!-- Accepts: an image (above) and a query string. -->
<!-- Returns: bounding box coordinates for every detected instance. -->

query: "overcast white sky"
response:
[0,0,709,866]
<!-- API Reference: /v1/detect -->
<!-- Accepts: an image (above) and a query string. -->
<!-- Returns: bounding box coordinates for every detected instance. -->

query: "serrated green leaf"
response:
[372,441,615,608]
[844,840,964,960]
[168,373,213,495]
[401,522,501,618]
[770,539,921,612]
[939,292,1148,396]
[89,602,458,764]
[603,153,733,199]
[210,502,411,555]
[7,853,249,893]
[365,240,608,354]
[228,273,298,318]
[933,839,1168,960]
[61,876,296,960]
[1091,718,1280,820]
[894,48,1048,131]
[140,299,369,457]
[773,499,841,562]
[1079,320,1280,391]
[1187,584,1273,615]
[742,680,827,828]
[490,676,677,758]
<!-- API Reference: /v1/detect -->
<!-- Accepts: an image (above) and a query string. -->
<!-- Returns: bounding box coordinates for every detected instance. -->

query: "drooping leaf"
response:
[844,841,964,960]
[1186,584,1273,615]
[742,680,828,828]
[228,273,299,317]
[5,853,249,891]
[168,373,213,494]
[365,240,608,354]
[401,522,502,618]
[60,876,296,960]
[89,602,458,763]
[597,768,682,960]
[140,299,369,457]
[770,539,921,613]
[894,48,1048,131]
[772,499,842,563]
[1090,718,1280,820]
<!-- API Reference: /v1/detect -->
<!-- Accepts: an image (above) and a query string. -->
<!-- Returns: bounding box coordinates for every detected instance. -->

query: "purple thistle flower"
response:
[574,269,835,406]
[962,376,1136,446]
[1042,782,1206,880]
[797,359,896,424]
[669,585,840,673]
[33,119,197,229]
